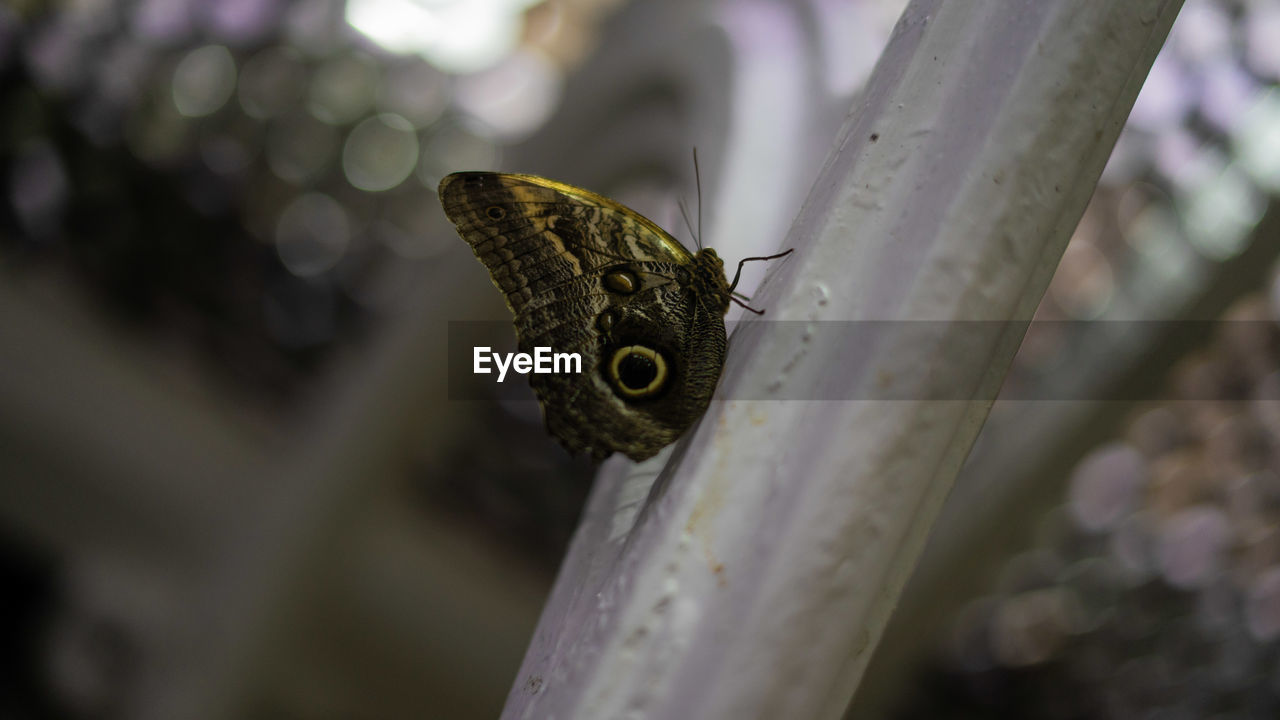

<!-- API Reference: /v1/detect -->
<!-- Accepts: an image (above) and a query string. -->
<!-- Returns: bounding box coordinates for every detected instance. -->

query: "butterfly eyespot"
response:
[604,270,639,295]
[486,206,506,220]
[609,345,668,398]
[596,310,617,333]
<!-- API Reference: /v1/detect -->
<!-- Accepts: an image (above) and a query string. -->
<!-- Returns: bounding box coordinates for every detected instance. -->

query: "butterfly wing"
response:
[439,171,727,462]
[438,172,693,315]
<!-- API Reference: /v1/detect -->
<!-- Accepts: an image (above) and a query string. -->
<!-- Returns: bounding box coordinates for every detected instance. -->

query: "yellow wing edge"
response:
[438,171,694,262]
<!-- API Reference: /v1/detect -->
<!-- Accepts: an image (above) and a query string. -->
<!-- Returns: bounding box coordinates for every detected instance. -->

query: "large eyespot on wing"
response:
[525,279,729,463]
[438,172,693,313]
[607,345,670,399]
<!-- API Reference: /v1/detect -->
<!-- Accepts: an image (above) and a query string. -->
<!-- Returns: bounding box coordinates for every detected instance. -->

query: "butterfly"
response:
[438,171,790,462]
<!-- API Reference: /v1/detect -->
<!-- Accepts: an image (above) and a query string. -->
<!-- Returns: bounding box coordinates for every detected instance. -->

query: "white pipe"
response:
[502,1,1184,718]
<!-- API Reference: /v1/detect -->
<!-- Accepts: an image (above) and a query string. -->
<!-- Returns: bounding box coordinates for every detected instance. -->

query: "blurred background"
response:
[1,0,1279,718]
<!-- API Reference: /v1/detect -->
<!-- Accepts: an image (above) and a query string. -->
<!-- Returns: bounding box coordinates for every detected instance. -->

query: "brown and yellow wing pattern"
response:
[439,171,732,462]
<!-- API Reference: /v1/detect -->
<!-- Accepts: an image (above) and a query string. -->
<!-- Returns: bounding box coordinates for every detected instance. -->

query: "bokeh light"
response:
[1245,1,1280,78]
[376,58,449,128]
[454,49,562,140]
[1235,91,1280,191]
[308,50,379,125]
[342,112,419,191]
[276,191,350,276]
[172,44,237,118]
[266,110,340,184]
[345,0,544,73]
[10,137,68,237]
[1182,165,1264,260]
[1156,505,1233,590]
[1067,444,1148,533]
[238,45,307,119]
[1048,239,1116,320]
[133,0,196,43]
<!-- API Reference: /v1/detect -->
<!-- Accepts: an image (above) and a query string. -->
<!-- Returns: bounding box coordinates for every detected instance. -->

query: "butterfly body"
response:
[439,171,733,462]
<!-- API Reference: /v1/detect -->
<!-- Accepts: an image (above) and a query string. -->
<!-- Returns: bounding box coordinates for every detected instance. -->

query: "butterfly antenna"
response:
[693,147,703,251]
[728,248,795,292]
[678,197,698,249]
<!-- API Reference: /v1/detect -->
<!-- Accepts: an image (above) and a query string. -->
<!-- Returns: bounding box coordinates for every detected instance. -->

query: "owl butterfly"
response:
[439,171,791,462]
